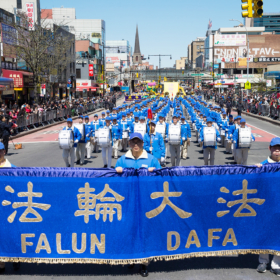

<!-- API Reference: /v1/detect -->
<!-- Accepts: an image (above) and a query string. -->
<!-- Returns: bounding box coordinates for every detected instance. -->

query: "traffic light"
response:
[253,0,263,17]
[241,0,253,17]
[136,73,139,78]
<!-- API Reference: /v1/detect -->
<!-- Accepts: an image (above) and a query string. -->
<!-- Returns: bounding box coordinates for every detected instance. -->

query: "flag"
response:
[208,19,212,30]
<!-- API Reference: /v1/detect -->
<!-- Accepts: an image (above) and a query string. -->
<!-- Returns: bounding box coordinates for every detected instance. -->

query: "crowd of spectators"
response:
[0,91,123,135]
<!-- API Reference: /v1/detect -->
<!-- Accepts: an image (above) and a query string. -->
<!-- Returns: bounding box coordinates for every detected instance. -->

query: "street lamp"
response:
[230,19,249,101]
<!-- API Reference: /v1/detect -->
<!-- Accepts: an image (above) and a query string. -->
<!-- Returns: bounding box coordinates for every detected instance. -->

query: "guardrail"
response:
[3,93,125,136]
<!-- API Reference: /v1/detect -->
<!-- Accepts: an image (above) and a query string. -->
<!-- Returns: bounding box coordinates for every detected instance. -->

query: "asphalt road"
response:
[2,106,280,279]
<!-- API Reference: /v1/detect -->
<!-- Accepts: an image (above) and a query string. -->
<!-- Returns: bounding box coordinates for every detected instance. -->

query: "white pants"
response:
[235,148,249,165]
[92,138,99,152]
[181,140,188,159]
[62,147,75,167]
[225,139,232,153]
[112,140,119,158]
[232,144,236,161]
[169,144,181,166]
[102,146,112,167]
[76,143,86,164]
[203,147,215,165]
[85,141,92,158]
[259,254,280,269]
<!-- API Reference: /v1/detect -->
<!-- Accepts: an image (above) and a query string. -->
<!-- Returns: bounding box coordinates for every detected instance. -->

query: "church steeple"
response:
[133,25,142,65]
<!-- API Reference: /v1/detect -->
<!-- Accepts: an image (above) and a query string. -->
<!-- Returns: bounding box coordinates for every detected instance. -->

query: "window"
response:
[76,69,81,79]
[17,0,22,9]
[136,56,138,62]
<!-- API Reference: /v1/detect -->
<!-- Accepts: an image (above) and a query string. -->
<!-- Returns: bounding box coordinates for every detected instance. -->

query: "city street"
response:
[2,109,279,280]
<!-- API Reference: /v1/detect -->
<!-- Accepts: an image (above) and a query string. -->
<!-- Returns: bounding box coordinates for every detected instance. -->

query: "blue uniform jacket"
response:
[200,127,221,149]
[111,124,121,140]
[84,123,93,142]
[63,126,82,148]
[143,132,165,159]
[115,150,161,169]
[99,118,106,128]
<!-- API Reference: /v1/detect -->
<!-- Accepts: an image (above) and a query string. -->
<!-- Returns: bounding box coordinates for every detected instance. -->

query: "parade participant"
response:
[144,120,165,164]
[62,118,81,167]
[111,108,118,120]
[233,118,255,165]
[111,117,121,159]
[180,116,191,160]
[119,113,130,152]
[156,114,169,165]
[101,117,113,168]
[115,132,161,172]
[219,112,228,147]
[75,116,86,166]
[0,115,13,155]
[200,118,221,166]
[0,142,16,167]
[99,112,106,127]
[255,137,280,276]
[228,116,241,160]
[91,114,100,153]
[106,110,110,118]
[168,114,184,167]
[84,116,93,159]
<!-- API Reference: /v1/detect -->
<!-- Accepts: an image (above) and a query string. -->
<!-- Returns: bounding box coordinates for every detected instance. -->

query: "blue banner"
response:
[0,165,280,264]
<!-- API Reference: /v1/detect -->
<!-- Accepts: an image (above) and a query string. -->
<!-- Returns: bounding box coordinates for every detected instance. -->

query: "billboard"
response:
[213,34,280,66]
[25,3,35,31]
[214,34,246,46]
[163,82,179,99]
[106,57,120,63]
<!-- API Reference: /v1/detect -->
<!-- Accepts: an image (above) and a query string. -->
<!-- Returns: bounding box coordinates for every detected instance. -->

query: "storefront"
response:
[2,69,34,105]
[0,77,14,106]
[76,80,99,98]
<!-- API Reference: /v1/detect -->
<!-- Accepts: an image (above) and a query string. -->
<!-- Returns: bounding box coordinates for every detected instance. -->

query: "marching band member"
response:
[111,117,121,159]
[180,116,191,160]
[144,120,165,163]
[255,137,280,276]
[119,113,130,152]
[91,114,100,153]
[84,116,93,159]
[168,114,184,167]
[156,114,169,165]
[75,116,86,166]
[99,112,106,127]
[101,117,113,168]
[219,112,228,147]
[62,118,81,167]
[232,118,255,165]
[228,116,241,161]
[200,118,221,166]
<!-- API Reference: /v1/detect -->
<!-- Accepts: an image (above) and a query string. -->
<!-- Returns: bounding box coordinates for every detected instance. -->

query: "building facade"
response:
[253,13,280,34]
[189,37,205,69]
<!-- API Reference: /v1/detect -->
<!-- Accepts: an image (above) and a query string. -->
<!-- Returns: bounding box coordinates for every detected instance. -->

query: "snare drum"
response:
[58,130,74,150]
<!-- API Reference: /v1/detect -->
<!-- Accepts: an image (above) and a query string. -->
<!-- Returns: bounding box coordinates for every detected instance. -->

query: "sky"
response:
[41,0,279,68]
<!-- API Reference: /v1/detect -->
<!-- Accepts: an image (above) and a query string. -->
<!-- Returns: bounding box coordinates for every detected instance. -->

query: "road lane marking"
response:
[247,123,280,137]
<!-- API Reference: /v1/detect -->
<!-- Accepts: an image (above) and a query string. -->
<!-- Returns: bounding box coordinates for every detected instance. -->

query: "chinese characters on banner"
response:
[25,2,35,31]
[89,64,94,77]
[9,73,23,87]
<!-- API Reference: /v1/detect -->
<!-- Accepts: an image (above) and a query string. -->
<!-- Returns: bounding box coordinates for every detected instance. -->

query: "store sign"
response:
[106,57,120,63]
[214,34,246,47]
[76,80,93,87]
[253,57,280,62]
[89,64,94,77]
[25,2,35,31]
[1,23,17,45]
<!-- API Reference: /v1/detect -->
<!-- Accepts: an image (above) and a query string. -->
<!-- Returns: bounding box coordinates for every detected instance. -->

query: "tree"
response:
[6,12,74,102]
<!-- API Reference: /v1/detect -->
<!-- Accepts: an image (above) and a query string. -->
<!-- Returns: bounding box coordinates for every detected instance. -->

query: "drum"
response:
[74,124,85,141]
[238,127,252,148]
[95,129,99,140]
[220,129,225,136]
[122,131,129,139]
[134,124,146,138]
[203,127,216,146]
[98,128,111,147]
[168,124,181,145]
[155,123,166,138]
[58,130,74,150]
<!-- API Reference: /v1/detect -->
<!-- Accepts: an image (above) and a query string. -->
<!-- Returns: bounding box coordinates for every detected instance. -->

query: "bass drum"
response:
[203,127,216,146]
[168,124,181,145]
[74,124,85,141]
[238,127,252,148]
[59,130,74,149]
[155,124,166,139]
[98,128,111,147]
[134,124,146,138]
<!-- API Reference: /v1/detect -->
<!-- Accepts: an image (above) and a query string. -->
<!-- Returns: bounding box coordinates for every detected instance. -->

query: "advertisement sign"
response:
[214,34,246,46]
[106,57,120,63]
[266,80,272,87]
[1,23,17,45]
[25,3,35,31]
[163,82,179,99]
[89,64,94,77]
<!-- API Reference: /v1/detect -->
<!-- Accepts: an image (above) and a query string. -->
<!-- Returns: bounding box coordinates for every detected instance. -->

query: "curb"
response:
[232,109,280,127]
[11,97,125,140]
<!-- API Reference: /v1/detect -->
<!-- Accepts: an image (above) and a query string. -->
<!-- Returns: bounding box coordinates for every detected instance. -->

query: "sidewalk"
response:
[10,97,125,140]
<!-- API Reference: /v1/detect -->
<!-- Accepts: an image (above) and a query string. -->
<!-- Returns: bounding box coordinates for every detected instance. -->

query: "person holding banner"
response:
[62,118,81,167]
[143,120,165,163]
[255,137,280,276]
[91,114,100,153]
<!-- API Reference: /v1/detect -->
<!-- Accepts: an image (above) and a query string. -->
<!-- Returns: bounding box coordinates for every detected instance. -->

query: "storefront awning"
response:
[76,86,99,92]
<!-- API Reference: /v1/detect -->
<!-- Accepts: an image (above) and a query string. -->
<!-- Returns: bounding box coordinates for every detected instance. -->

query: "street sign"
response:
[216,74,223,76]
[199,79,201,82]
[266,80,272,87]
[217,83,222,85]
[191,74,204,76]
[245,81,251,90]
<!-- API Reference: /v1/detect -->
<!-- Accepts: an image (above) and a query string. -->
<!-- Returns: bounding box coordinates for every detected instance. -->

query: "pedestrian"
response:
[236,100,243,116]
[255,137,280,276]
[0,115,13,155]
